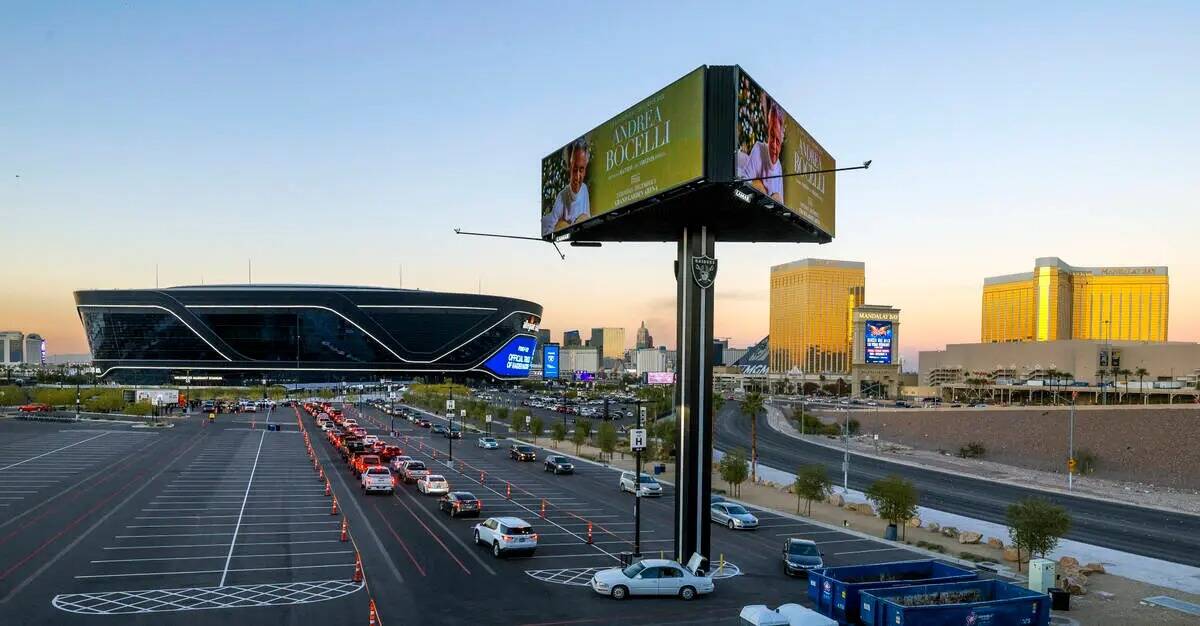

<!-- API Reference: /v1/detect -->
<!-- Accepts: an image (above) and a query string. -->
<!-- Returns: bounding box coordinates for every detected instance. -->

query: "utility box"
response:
[1028,558,1057,594]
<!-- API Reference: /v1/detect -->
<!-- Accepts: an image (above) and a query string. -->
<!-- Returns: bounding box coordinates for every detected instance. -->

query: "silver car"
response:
[590,558,714,600]
[710,502,759,530]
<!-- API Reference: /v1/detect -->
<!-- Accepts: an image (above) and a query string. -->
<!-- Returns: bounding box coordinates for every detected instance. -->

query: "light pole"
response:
[633,403,647,557]
[1068,393,1076,491]
[842,408,850,494]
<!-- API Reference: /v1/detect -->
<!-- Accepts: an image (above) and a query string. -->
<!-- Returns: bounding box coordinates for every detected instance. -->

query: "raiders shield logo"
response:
[692,256,717,289]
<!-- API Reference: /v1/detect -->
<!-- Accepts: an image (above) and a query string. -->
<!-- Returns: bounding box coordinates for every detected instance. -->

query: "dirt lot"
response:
[820,406,1200,489]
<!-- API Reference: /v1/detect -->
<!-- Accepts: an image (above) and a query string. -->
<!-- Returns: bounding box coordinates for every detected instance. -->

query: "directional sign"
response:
[639,406,647,421]
[526,415,532,425]
[485,414,493,423]
[460,409,467,418]
[446,399,456,410]
[630,428,647,451]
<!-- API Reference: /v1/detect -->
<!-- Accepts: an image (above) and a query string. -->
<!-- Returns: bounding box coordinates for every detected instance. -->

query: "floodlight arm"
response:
[724,160,872,184]
[453,228,566,260]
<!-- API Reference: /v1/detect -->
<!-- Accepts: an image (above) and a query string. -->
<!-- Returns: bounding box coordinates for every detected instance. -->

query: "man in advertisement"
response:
[739,99,785,204]
[541,138,591,236]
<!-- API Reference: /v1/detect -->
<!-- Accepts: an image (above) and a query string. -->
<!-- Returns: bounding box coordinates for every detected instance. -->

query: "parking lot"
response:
[0,403,969,625]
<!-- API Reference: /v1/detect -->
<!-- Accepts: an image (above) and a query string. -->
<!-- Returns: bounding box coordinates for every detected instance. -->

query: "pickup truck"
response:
[361,466,394,495]
[353,454,382,478]
[401,460,430,484]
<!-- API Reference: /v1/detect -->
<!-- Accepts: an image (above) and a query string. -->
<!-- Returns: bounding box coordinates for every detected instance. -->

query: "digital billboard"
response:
[541,67,706,239]
[646,371,675,385]
[735,70,836,238]
[482,336,537,377]
[543,344,560,380]
[864,321,893,365]
[574,371,595,382]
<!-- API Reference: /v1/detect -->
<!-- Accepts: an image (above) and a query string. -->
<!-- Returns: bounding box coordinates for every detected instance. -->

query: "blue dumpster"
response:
[859,579,1050,626]
[806,560,977,624]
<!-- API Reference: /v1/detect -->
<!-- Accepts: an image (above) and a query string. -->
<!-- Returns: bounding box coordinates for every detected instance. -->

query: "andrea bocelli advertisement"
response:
[541,67,705,239]
[736,70,836,237]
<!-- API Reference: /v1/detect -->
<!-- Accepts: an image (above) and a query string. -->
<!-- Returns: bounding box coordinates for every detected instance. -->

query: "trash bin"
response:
[653,463,666,475]
[619,551,634,567]
[1048,587,1070,611]
[884,523,898,541]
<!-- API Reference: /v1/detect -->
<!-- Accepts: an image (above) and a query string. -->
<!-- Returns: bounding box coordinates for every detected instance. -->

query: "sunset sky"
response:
[3,2,1198,368]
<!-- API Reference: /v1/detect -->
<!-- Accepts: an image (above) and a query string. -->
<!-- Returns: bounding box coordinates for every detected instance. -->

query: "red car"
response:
[18,403,52,413]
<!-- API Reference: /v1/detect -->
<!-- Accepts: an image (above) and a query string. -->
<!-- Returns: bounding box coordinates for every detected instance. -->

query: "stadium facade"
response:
[75,285,542,385]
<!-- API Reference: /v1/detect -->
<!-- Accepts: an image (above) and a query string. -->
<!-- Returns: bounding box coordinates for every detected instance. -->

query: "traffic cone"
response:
[506,482,511,499]
[341,518,349,542]
[540,499,546,518]
[325,480,332,497]
[353,552,363,583]
[368,599,379,626]
[331,497,339,515]
[587,522,593,544]
[318,466,325,481]
[480,471,485,483]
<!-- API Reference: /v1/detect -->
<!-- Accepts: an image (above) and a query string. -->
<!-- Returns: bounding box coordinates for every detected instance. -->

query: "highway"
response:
[714,402,1200,567]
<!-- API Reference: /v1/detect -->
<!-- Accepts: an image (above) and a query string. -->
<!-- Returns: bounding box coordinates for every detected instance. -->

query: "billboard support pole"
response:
[673,225,715,566]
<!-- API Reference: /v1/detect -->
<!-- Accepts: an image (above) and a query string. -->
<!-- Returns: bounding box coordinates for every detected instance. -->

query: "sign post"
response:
[631,404,648,557]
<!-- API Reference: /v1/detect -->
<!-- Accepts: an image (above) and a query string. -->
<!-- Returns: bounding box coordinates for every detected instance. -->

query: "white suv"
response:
[620,471,663,497]
[473,516,538,558]
[360,466,394,495]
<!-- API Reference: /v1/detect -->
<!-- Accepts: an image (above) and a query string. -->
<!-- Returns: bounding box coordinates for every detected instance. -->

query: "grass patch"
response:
[915,540,946,553]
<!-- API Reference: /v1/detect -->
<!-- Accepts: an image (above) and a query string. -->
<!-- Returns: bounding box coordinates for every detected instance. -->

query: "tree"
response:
[511,408,530,433]
[741,392,764,482]
[529,416,544,443]
[495,405,510,424]
[550,422,566,446]
[596,422,617,461]
[1135,367,1149,403]
[718,448,749,497]
[793,465,832,516]
[572,420,591,454]
[865,475,920,539]
[1006,497,1071,572]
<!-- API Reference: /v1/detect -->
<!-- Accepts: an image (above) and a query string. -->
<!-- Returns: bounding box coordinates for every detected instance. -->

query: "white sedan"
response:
[363,434,379,446]
[417,474,450,495]
[590,559,713,600]
[477,437,499,449]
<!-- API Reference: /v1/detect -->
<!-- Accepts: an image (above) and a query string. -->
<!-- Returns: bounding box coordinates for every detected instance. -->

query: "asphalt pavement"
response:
[713,402,1200,567]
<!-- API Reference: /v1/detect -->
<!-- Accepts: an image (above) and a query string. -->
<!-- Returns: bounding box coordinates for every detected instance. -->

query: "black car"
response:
[510,444,536,462]
[782,538,824,577]
[431,424,447,435]
[444,428,463,439]
[543,455,574,474]
[439,491,481,518]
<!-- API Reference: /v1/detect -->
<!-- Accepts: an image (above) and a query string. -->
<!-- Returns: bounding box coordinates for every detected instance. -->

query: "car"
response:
[438,491,481,518]
[590,558,713,600]
[510,444,536,462]
[417,419,432,428]
[781,538,823,576]
[473,516,537,558]
[380,445,403,461]
[543,455,574,474]
[431,424,447,435]
[477,437,499,449]
[417,474,450,495]
[710,502,759,530]
[401,460,430,484]
[353,454,382,478]
[710,494,726,505]
[363,434,379,446]
[361,466,395,495]
[619,471,663,497]
[17,403,52,413]
[445,428,462,439]
[388,455,412,472]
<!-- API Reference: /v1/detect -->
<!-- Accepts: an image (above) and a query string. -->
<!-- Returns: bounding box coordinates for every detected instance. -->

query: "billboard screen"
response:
[543,344,560,380]
[482,336,537,377]
[864,321,893,365]
[736,70,836,237]
[541,67,705,239]
[646,371,675,385]
[574,371,595,382]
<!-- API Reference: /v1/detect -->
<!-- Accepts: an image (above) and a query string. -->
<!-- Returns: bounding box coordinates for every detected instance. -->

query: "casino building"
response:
[75,285,542,385]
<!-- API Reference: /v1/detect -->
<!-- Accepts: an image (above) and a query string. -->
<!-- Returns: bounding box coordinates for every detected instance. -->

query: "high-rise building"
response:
[634,348,667,375]
[1,331,23,367]
[589,327,627,362]
[560,347,600,374]
[563,330,582,347]
[636,321,653,349]
[768,259,865,374]
[23,334,45,366]
[982,257,1168,343]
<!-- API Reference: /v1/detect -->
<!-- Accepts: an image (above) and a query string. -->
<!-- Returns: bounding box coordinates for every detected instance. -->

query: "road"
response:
[714,402,1200,567]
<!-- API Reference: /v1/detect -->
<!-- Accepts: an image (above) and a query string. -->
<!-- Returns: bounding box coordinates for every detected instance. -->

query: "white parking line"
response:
[832,547,910,556]
[218,430,266,588]
[75,563,356,579]
[92,550,353,564]
[774,530,848,536]
[116,529,339,538]
[0,432,110,471]
[103,539,343,550]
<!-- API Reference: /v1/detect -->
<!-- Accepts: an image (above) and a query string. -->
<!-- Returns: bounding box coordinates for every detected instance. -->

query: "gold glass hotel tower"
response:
[769,259,865,373]
[982,257,1168,343]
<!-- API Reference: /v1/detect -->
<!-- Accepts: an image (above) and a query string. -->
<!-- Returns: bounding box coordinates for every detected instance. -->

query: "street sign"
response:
[446,413,454,420]
[485,414,493,423]
[525,415,532,425]
[446,399,456,410]
[630,428,647,451]
[460,409,466,418]
[639,406,647,421]
[1068,458,1077,473]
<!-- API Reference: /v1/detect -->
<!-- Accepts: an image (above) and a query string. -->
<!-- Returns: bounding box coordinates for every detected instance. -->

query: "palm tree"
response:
[1119,369,1132,403]
[1135,367,1149,404]
[741,392,764,482]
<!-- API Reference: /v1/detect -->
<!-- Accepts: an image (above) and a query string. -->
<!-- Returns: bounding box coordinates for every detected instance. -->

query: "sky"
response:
[2,2,1198,368]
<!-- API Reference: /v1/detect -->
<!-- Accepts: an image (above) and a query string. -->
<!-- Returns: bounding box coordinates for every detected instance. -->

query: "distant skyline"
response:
[3,3,1199,369]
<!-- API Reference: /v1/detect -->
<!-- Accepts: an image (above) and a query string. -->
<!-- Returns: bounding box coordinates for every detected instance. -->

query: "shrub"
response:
[916,540,946,553]
[958,442,987,459]
[1076,449,1098,474]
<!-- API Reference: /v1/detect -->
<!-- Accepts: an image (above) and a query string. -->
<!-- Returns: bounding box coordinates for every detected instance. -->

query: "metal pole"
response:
[842,409,850,494]
[448,389,454,463]
[1068,399,1075,491]
[634,401,642,557]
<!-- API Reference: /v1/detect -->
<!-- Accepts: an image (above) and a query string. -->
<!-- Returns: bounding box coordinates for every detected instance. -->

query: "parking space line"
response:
[74,563,356,579]
[0,432,110,471]
[104,539,343,550]
[91,550,354,564]
[832,547,911,556]
[116,530,340,538]
[774,530,847,536]
[218,430,265,588]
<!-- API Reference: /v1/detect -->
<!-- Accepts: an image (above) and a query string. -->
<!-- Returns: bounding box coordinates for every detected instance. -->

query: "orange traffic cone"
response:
[331,497,339,515]
[341,518,349,542]
[368,599,379,626]
[325,480,332,497]
[353,552,363,583]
